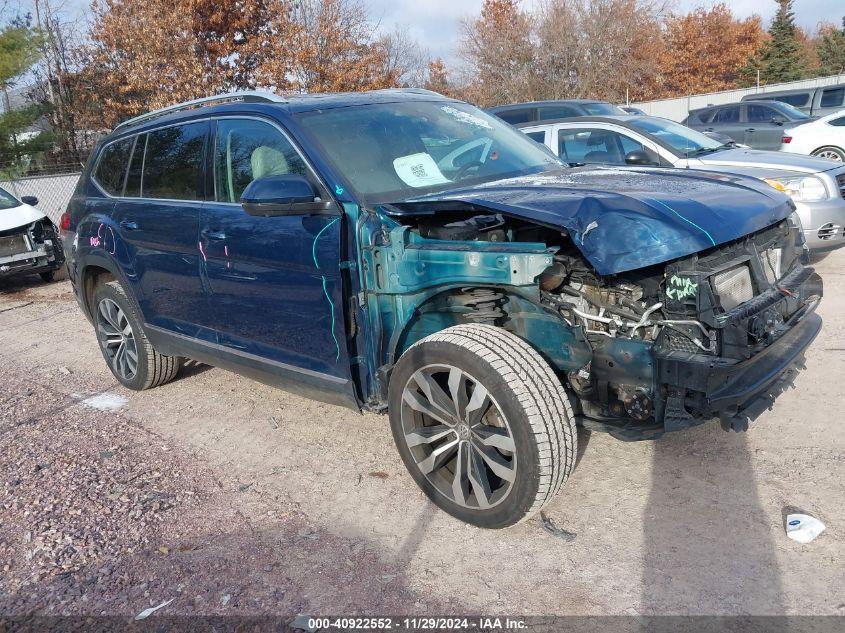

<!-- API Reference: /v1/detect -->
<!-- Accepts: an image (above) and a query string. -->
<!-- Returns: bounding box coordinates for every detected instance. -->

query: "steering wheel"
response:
[453,159,485,181]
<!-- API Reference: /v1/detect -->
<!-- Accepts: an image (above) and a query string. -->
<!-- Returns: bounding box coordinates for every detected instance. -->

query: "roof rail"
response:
[112,90,287,132]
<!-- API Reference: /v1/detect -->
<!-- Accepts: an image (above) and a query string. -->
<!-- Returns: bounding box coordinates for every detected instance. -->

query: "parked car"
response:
[684,100,813,150]
[63,89,822,528]
[741,83,845,117]
[487,99,626,125]
[0,187,64,282]
[519,115,845,251]
[781,109,845,161]
[620,105,647,115]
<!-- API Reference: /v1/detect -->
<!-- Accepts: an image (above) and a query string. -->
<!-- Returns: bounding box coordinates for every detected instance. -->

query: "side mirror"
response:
[771,116,786,126]
[21,195,38,206]
[624,150,658,166]
[240,174,336,217]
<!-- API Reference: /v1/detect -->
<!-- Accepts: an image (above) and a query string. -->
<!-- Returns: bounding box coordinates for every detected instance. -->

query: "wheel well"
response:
[813,145,844,154]
[82,265,115,315]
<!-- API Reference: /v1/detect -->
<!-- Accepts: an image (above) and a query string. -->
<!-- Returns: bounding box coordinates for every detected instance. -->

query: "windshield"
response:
[582,102,627,115]
[295,101,562,203]
[628,117,726,157]
[0,186,20,210]
[771,101,811,120]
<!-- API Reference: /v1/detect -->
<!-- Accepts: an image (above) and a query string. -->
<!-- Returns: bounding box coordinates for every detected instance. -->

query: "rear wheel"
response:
[811,146,845,161]
[92,281,182,390]
[388,324,577,528]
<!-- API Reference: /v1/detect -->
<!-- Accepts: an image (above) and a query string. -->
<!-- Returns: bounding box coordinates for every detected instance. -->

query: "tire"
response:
[39,271,55,283]
[811,146,845,162]
[92,280,183,390]
[388,324,577,529]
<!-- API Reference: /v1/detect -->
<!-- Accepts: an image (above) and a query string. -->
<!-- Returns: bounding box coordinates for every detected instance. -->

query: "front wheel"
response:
[811,146,845,161]
[388,324,577,528]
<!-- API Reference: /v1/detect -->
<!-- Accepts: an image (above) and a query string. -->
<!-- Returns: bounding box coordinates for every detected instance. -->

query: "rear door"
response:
[744,104,785,150]
[704,105,745,144]
[110,121,209,337]
[199,116,351,385]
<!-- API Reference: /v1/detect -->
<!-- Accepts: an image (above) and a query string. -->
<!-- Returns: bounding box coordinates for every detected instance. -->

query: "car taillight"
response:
[782,136,792,144]
[60,211,71,231]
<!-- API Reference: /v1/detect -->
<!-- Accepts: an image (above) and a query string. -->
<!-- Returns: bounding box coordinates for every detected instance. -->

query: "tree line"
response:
[1,0,844,176]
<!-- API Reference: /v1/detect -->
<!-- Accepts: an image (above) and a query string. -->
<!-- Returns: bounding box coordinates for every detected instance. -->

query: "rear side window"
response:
[537,105,579,120]
[830,116,845,127]
[142,122,207,200]
[776,93,810,107]
[820,87,845,108]
[94,138,133,196]
[214,119,308,203]
[495,108,534,124]
[713,106,739,123]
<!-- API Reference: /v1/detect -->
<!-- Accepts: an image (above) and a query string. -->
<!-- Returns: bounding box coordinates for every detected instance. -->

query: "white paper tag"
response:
[393,153,450,188]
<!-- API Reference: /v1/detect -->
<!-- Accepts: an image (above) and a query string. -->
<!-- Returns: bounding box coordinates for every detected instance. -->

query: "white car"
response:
[519,114,845,251]
[0,186,65,282]
[781,110,845,161]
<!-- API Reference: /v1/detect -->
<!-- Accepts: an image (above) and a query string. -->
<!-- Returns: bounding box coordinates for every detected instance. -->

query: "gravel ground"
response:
[0,249,843,621]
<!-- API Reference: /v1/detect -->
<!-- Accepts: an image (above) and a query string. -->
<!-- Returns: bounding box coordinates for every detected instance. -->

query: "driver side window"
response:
[558,128,627,165]
[214,119,307,203]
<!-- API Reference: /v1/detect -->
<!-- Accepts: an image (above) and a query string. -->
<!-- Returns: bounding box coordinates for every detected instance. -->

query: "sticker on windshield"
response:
[440,105,493,130]
[393,153,450,188]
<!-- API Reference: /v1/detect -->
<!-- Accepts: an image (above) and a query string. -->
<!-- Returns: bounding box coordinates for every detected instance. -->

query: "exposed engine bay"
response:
[394,208,821,440]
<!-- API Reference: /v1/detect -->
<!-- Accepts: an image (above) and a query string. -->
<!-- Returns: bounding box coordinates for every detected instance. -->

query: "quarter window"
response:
[142,122,207,200]
[830,115,845,127]
[94,137,134,196]
[523,130,546,143]
[214,119,308,203]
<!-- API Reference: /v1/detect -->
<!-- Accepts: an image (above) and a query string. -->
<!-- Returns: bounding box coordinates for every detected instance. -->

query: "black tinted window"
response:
[94,138,133,196]
[821,87,845,108]
[142,123,207,200]
[747,104,777,122]
[537,105,579,120]
[713,106,740,123]
[775,93,810,107]
[495,108,534,124]
[214,119,307,203]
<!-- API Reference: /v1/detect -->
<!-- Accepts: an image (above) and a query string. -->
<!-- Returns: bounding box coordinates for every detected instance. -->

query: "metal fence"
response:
[0,172,81,224]
[632,73,845,122]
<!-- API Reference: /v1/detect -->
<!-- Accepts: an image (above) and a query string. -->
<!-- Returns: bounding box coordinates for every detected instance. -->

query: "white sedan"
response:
[782,110,845,161]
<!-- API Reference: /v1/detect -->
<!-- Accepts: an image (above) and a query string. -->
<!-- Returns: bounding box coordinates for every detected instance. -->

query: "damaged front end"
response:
[0,217,65,280]
[360,195,820,440]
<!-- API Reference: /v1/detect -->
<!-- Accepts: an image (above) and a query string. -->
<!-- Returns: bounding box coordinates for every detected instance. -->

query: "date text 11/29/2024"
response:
[304,616,527,630]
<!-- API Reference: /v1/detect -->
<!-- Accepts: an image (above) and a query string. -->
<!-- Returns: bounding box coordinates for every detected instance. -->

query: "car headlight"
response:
[764,176,828,202]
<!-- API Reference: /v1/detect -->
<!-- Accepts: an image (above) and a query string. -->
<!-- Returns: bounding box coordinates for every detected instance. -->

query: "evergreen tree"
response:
[0,17,51,176]
[817,17,845,76]
[746,0,805,84]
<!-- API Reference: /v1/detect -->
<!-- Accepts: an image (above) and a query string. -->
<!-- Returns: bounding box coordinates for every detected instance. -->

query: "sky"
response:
[20,0,843,65]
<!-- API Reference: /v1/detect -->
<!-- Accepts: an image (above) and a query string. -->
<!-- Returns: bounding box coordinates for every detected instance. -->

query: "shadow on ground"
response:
[642,421,784,620]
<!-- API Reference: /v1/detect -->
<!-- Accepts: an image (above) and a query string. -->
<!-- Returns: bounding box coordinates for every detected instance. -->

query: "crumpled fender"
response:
[403,167,794,275]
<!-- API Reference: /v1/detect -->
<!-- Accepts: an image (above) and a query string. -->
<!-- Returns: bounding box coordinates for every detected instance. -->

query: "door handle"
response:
[201,228,227,241]
[745,128,756,133]
[119,220,138,230]
[705,127,714,132]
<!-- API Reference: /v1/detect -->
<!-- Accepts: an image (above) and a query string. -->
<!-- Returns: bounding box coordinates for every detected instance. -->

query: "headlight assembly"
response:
[764,176,828,202]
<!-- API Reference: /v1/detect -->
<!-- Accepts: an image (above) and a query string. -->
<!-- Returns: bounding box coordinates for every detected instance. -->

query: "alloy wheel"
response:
[814,149,843,161]
[96,298,139,381]
[399,364,516,510]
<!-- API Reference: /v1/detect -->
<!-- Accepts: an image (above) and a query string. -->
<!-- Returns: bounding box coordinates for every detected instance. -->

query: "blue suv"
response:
[63,89,822,528]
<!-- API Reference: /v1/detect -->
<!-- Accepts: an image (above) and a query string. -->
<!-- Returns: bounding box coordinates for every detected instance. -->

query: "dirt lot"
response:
[0,248,843,621]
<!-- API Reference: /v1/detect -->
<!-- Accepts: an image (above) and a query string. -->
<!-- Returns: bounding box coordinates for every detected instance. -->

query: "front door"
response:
[199,117,351,386]
[744,104,785,150]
